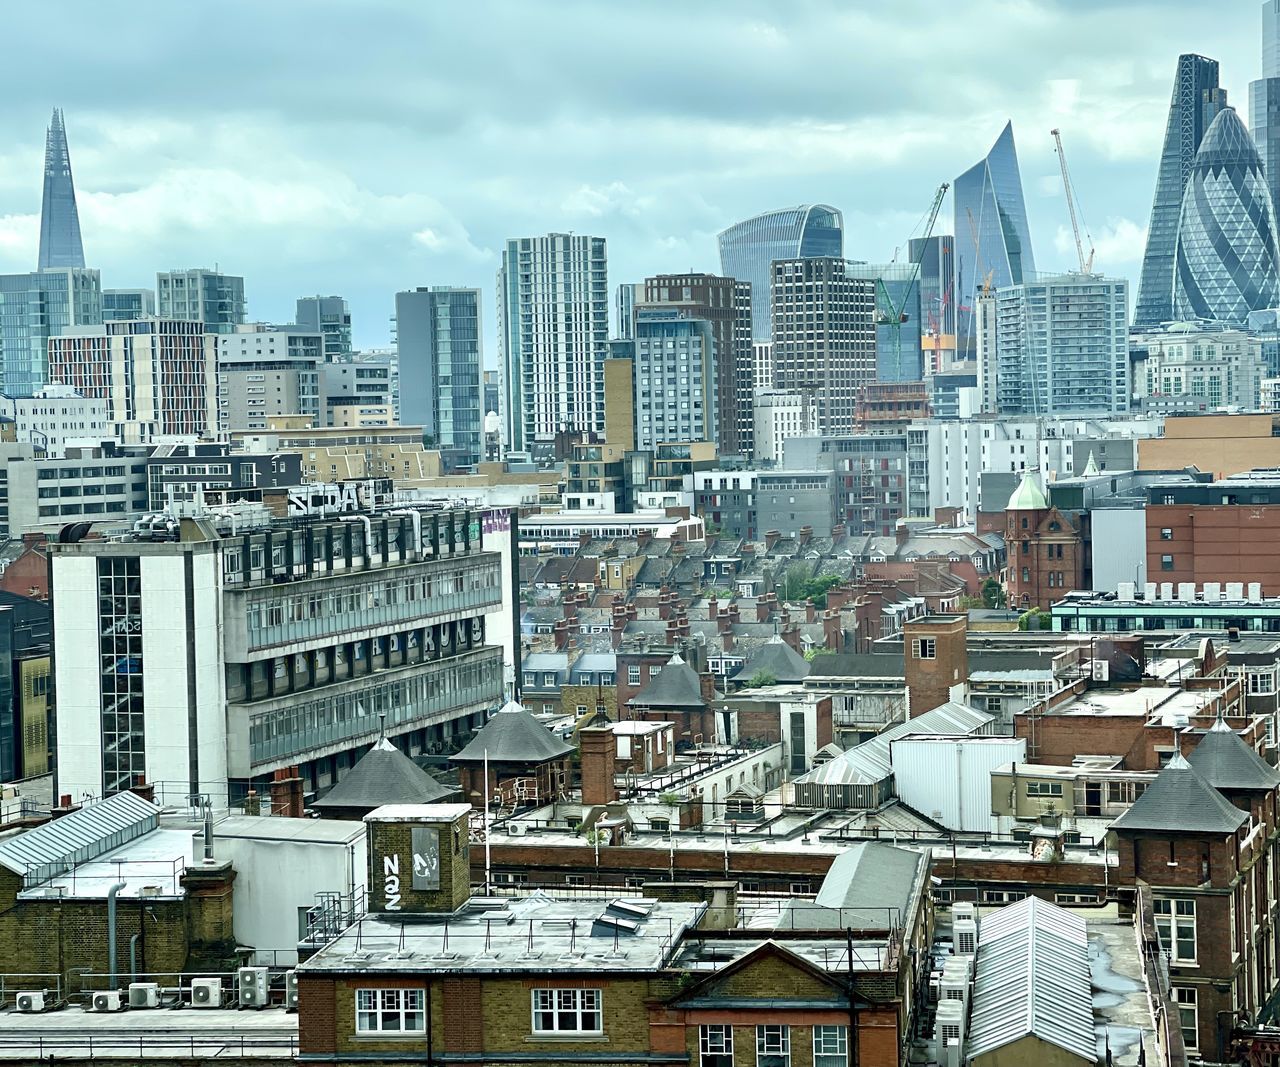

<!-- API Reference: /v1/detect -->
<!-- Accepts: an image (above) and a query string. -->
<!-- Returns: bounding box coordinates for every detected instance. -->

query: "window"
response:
[812,1026,847,1067]
[531,988,602,1034]
[984,696,1002,713]
[1154,898,1196,962]
[700,1025,734,1067]
[1160,528,1173,540]
[756,1026,789,1067]
[1174,986,1198,1050]
[628,665,641,685]
[355,988,425,1033]
[1161,554,1174,571]
[1026,781,1064,797]
[1249,672,1275,695]
[913,637,936,660]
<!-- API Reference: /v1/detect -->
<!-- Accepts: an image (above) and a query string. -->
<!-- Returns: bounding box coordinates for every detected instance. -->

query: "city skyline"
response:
[0,0,1267,360]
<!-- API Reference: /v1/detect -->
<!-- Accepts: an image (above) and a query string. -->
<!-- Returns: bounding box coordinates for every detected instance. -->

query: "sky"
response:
[0,0,1265,364]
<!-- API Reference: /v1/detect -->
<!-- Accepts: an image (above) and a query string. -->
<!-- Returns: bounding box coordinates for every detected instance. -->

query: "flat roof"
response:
[206,815,364,845]
[18,828,193,901]
[1040,685,1214,719]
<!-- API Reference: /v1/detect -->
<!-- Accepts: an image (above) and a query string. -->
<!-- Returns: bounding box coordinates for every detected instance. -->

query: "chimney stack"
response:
[579,727,619,806]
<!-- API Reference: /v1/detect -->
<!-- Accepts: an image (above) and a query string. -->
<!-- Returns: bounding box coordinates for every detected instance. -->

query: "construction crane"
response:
[1051,127,1095,274]
[876,182,949,380]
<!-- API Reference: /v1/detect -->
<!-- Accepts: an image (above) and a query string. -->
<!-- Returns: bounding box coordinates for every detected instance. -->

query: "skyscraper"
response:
[497,233,608,458]
[770,257,876,436]
[632,309,717,450]
[0,268,102,397]
[1135,55,1228,326]
[953,122,1036,355]
[1251,3,1280,235]
[156,269,246,334]
[908,235,956,372]
[717,205,843,339]
[395,287,483,463]
[37,109,85,272]
[1174,108,1280,324]
[296,295,352,362]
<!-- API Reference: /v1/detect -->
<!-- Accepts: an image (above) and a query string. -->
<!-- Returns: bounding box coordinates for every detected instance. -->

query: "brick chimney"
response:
[270,767,304,819]
[717,608,732,635]
[129,776,155,804]
[671,541,685,556]
[822,608,842,651]
[707,596,718,621]
[798,525,813,545]
[553,618,570,650]
[895,521,910,548]
[831,523,847,539]
[658,591,673,620]
[636,529,652,551]
[781,626,802,654]
[741,543,755,556]
[826,584,852,612]
[579,531,591,548]
[805,599,816,623]
[764,530,781,552]
[722,629,734,651]
[756,598,770,623]
[727,603,740,624]
[579,727,619,806]
[564,593,579,621]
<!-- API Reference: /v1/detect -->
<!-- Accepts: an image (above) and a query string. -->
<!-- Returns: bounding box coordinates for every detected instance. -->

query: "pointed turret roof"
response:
[313,738,452,811]
[1110,751,1247,835]
[1187,718,1280,792]
[452,700,574,765]
[629,653,706,708]
[733,635,810,684]
[1006,471,1048,511]
[1082,452,1100,477]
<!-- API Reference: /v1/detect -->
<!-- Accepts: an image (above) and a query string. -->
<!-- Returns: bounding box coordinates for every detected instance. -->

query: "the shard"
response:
[37,108,86,271]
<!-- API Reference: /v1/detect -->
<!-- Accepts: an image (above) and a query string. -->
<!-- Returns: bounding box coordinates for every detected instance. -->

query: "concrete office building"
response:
[693,468,837,540]
[498,233,608,458]
[0,442,150,536]
[318,362,394,427]
[216,324,324,431]
[993,273,1129,416]
[51,506,507,803]
[784,434,908,535]
[0,268,101,398]
[394,287,483,464]
[770,257,876,436]
[2,383,108,456]
[631,309,716,450]
[752,390,813,465]
[145,443,303,512]
[295,295,352,362]
[636,273,753,456]
[48,319,218,441]
[155,268,246,334]
[1130,323,1265,413]
[101,288,155,322]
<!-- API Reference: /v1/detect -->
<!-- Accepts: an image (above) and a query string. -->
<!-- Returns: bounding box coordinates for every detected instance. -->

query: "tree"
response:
[981,577,1006,609]
[804,648,835,662]
[1017,608,1052,632]
[745,670,777,688]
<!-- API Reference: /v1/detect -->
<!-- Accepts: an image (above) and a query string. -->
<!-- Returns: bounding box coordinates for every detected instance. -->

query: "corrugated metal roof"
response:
[792,703,994,788]
[0,791,160,888]
[966,896,1097,1063]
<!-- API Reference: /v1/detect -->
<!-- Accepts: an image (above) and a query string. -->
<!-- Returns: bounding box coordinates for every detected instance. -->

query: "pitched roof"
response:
[732,635,811,683]
[1006,470,1049,511]
[1109,751,1248,834]
[775,842,926,932]
[1187,718,1280,792]
[313,738,452,810]
[629,654,706,708]
[452,700,574,765]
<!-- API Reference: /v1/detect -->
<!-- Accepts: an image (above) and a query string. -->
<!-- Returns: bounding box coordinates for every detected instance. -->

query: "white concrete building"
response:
[752,389,814,465]
[3,383,109,456]
[1131,323,1265,412]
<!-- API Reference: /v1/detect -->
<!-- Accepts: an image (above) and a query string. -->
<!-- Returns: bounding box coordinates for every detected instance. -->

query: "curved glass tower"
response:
[1173,108,1280,324]
[717,205,843,339]
[37,108,85,272]
[953,122,1035,355]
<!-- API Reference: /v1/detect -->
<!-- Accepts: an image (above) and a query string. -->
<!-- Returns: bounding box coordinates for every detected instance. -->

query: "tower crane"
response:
[1051,127,1095,274]
[876,182,949,380]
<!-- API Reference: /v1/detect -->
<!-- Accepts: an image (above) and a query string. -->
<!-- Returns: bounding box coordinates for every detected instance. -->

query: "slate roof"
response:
[733,635,811,683]
[806,653,905,679]
[452,700,575,765]
[313,738,452,810]
[775,842,926,932]
[1109,751,1248,834]
[1187,718,1280,792]
[629,654,706,708]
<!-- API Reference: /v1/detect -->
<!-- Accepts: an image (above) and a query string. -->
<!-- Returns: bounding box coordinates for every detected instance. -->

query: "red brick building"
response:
[1003,472,1087,610]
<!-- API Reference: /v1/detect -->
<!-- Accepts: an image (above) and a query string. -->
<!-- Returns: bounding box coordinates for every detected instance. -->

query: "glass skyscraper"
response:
[1135,55,1228,326]
[0,268,102,397]
[953,122,1035,355]
[296,295,353,362]
[717,205,843,339]
[1251,2,1280,247]
[37,109,85,272]
[1173,108,1280,324]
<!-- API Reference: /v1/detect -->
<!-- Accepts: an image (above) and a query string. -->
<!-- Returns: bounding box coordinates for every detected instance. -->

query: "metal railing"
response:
[0,1034,299,1058]
[0,974,62,1009]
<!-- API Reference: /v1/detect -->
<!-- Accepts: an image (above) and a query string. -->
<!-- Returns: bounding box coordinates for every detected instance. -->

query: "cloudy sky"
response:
[0,1,1264,361]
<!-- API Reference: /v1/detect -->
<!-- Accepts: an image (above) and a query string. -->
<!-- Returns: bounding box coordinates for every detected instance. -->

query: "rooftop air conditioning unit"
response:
[190,978,222,1009]
[952,901,975,923]
[954,917,978,957]
[940,958,972,1014]
[90,990,124,1012]
[934,999,965,1064]
[238,966,269,1009]
[15,991,45,1013]
[285,970,299,1012]
[128,982,160,1009]
[507,823,526,837]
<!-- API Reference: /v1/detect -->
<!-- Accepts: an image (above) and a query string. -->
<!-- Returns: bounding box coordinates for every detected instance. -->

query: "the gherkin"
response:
[1173,108,1280,324]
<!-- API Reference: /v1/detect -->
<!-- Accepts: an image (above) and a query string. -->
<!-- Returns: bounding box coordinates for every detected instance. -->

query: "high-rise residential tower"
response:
[102,289,156,322]
[631,309,717,450]
[0,268,102,397]
[497,233,608,458]
[636,273,753,455]
[296,295,353,362]
[394,287,483,464]
[953,122,1035,355]
[156,269,246,334]
[1251,3,1280,234]
[770,257,876,436]
[37,109,86,272]
[1174,108,1280,324]
[718,205,843,339]
[1136,55,1228,326]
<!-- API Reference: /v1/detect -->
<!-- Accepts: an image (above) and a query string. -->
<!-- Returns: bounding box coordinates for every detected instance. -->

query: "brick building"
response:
[451,700,574,809]
[903,614,969,716]
[626,653,715,743]
[1002,471,1087,610]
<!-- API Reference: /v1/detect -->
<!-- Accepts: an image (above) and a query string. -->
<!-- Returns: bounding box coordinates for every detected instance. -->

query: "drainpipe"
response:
[129,933,142,980]
[106,881,127,986]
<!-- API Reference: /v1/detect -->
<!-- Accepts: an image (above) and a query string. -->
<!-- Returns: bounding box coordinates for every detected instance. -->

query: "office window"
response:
[531,988,602,1034]
[700,1025,734,1067]
[913,637,936,660]
[355,988,425,1033]
[1154,898,1196,962]
[812,1026,847,1067]
[1161,555,1174,571]
[1174,987,1198,1050]
[1026,781,1064,797]
[756,1025,789,1067]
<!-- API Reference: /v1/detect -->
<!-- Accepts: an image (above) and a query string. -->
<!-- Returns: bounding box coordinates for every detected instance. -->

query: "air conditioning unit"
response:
[128,982,160,1009]
[507,823,526,836]
[190,978,222,1009]
[952,901,976,923]
[15,991,44,1013]
[934,999,965,1064]
[90,990,124,1012]
[954,917,978,957]
[238,966,269,1009]
[284,970,299,1012]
